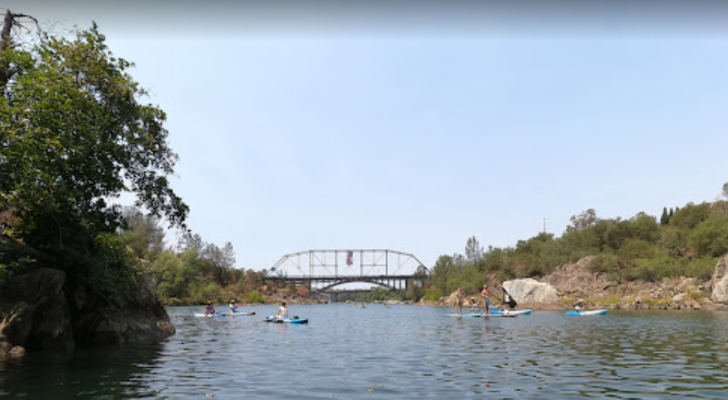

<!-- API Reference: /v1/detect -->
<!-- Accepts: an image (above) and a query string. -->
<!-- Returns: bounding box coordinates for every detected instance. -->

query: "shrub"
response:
[423,286,443,302]
[246,289,266,304]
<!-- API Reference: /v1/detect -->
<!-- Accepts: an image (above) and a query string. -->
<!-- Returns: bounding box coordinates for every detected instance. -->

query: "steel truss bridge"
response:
[269,249,428,296]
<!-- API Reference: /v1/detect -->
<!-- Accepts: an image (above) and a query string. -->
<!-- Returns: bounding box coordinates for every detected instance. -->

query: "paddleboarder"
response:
[454,289,464,315]
[481,285,490,314]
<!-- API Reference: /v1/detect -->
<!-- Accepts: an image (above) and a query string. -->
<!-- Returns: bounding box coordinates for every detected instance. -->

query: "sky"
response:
[4,1,728,271]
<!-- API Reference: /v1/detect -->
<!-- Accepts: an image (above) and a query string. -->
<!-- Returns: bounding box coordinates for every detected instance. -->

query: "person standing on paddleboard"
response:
[455,289,464,315]
[481,285,490,314]
[229,299,237,313]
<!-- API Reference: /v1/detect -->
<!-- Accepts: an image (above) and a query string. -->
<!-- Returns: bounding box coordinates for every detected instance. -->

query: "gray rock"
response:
[1,267,173,352]
[0,302,33,346]
[503,278,560,304]
[711,255,728,303]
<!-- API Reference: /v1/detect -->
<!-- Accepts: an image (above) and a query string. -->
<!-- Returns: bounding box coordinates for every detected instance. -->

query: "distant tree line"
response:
[424,200,728,300]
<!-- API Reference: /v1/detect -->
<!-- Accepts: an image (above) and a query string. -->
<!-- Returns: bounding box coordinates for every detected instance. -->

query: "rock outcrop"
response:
[503,278,560,305]
[710,254,728,303]
[0,268,74,352]
[542,256,612,298]
[1,267,174,357]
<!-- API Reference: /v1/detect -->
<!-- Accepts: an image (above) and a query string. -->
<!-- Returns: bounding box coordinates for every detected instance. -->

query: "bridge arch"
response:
[268,249,428,294]
[318,279,401,294]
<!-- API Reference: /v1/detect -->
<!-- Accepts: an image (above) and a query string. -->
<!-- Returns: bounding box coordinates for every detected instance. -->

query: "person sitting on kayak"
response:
[229,299,237,313]
[204,301,216,316]
[275,302,289,320]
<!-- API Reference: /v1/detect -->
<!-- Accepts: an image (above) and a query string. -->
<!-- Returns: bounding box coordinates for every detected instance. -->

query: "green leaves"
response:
[1,23,188,251]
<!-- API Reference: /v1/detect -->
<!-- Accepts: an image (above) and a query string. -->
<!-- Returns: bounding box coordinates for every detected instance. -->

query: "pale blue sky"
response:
[6,2,728,270]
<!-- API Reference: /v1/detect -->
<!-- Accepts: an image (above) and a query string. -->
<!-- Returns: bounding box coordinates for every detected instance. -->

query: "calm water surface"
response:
[2,304,728,399]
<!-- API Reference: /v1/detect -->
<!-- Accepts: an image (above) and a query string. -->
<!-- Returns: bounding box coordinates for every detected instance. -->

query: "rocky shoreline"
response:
[0,268,174,358]
[431,254,728,312]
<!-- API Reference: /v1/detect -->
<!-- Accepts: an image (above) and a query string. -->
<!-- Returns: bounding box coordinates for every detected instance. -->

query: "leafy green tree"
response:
[1,23,188,248]
[660,207,669,225]
[629,213,659,243]
[670,203,709,230]
[658,228,687,257]
[689,216,728,257]
[119,207,165,260]
[566,209,598,233]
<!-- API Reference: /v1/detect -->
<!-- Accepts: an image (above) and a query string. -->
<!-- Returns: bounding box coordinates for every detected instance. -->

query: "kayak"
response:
[490,309,532,315]
[566,309,608,316]
[264,316,309,324]
[194,311,256,317]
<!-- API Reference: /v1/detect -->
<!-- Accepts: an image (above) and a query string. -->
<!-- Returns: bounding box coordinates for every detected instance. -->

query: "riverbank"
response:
[428,254,728,312]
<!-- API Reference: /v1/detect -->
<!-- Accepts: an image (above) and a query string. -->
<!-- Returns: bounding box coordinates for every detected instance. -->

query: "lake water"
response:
[2,304,728,399]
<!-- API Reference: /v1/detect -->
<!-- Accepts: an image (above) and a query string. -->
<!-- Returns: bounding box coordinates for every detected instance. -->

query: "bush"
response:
[689,216,728,257]
[684,257,717,281]
[246,289,266,304]
[670,203,711,229]
[589,254,620,275]
[423,286,443,302]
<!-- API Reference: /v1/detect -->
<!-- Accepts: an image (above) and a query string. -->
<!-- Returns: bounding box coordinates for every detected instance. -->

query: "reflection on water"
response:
[2,305,728,399]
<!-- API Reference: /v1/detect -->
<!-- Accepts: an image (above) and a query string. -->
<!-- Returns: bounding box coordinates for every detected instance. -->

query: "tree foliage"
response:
[1,21,188,250]
[0,16,187,306]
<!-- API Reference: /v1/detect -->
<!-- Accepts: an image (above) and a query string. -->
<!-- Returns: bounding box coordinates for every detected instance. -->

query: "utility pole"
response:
[543,217,548,234]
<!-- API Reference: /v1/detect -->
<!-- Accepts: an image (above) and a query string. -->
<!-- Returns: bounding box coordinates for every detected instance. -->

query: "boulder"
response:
[73,275,174,346]
[0,268,73,352]
[711,255,728,303]
[543,257,609,298]
[1,267,174,353]
[503,278,560,304]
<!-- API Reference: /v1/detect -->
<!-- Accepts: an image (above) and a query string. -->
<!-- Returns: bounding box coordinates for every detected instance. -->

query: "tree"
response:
[660,207,669,225]
[120,207,165,259]
[222,242,236,270]
[465,236,484,263]
[1,18,188,251]
[566,209,598,233]
[670,203,710,230]
[689,216,728,257]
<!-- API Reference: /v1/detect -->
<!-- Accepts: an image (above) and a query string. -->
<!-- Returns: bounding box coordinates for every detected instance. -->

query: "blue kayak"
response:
[194,311,256,317]
[265,316,308,324]
[566,309,608,316]
[491,309,532,315]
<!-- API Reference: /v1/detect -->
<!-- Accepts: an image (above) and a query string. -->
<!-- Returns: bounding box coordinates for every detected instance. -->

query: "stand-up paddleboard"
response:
[566,309,607,316]
[264,316,309,324]
[194,311,256,317]
[490,309,532,315]
[446,313,482,318]
[446,313,516,318]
